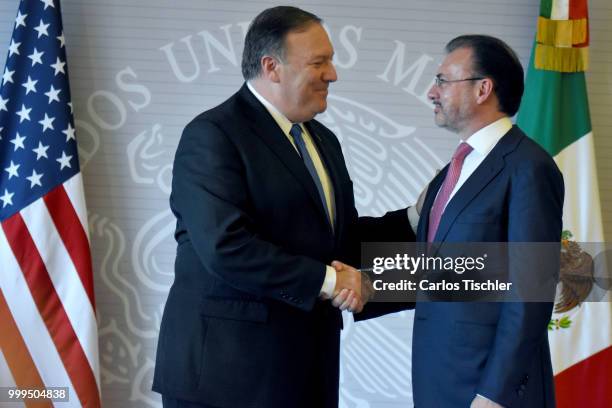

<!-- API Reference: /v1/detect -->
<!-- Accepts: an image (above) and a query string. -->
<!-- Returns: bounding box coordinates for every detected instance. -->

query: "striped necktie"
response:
[427,142,473,242]
[289,124,329,221]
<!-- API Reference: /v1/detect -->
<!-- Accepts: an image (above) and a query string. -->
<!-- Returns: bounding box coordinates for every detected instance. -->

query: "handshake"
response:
[328,261,375,314]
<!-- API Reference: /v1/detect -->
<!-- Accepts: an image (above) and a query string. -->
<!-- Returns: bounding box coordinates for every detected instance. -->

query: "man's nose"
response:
[427,83,438,101]
[325,62,338,83]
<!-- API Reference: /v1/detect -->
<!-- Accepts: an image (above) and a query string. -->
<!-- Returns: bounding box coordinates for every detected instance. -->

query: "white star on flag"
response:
[56,151,72,169]
[4,160,20,179]
[22,75,38,94]
[44,85,61,103]
[39,113,55,132]
[40,0,55,10]
[28,47,44,66]
[15,104,32,122]
[34,19,50,38]
[32,141,50,160]
[9,133,26,151]
[15,11,27,28]
[8,39,21,56]
[2,68,15,85]
[0,96,9,112]
[62,123,75,141]
[0,189,14,208]
[57,32,65,47]
[50,56,65,75]
[26,169,44,188]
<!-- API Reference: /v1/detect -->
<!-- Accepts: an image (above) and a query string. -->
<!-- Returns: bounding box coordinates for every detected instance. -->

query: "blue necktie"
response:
[289,124,329,220]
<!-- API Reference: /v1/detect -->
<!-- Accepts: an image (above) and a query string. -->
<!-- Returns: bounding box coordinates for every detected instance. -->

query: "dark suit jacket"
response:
[152,84,363,408]
[359,126,563,408]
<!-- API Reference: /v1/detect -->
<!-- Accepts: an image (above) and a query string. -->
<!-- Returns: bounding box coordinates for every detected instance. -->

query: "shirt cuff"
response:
[476,393,504,407]
[320,265,337,298]
[407,205,420,232]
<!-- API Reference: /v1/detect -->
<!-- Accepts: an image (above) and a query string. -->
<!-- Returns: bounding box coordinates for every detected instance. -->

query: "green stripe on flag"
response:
[516,44,592,157]
[540,0,553,18]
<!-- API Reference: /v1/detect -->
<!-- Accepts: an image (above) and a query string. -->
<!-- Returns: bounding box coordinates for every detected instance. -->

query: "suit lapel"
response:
[433,155,504,242]
[238,85,331,226]
[417,166,447,242]
[419,127,523,242]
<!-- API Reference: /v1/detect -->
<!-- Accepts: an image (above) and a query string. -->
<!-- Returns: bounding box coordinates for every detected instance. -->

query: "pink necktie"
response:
[427,142,473,242]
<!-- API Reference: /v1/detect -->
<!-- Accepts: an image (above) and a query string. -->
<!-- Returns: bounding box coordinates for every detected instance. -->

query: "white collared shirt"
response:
[447,116,513,209]
[247,82,337,297]
[408,117,512,232]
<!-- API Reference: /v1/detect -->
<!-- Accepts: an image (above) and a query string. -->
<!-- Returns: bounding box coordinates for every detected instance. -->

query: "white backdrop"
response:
[0,1,610,407]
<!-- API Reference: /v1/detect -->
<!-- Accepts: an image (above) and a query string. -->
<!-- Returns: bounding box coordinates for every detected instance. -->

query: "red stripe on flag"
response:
[555,346,612,408]
[2,214,101,408]
[0,289,53,408]
[569,0,588,19]
[569,0,590,48]
[43,185,96,310]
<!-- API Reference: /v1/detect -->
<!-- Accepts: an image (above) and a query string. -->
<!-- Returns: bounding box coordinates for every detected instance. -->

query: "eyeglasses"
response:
[434,76,485,87]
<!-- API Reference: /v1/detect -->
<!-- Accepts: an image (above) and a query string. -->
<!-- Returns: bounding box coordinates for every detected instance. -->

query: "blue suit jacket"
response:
[412,126,564,408]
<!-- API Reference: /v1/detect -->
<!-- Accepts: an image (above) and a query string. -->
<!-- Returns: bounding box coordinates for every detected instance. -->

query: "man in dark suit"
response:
[152,6,396,408]
[338,35,564,407]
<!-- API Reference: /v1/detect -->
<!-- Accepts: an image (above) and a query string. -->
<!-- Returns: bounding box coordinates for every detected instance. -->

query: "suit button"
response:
[520,384,526,391]
[517,389,524,397]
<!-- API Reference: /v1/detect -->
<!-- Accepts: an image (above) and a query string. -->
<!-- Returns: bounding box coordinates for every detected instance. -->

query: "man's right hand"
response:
[330,261,373,313]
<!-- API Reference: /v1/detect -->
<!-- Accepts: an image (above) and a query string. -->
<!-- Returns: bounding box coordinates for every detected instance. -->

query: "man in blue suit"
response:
[340,35,564,407]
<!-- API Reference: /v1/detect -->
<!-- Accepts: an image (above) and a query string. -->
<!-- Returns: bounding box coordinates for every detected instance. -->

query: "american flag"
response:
[0,1,100,407]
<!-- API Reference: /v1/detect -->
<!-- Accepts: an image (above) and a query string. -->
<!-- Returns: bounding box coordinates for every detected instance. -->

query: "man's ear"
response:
[261,55,281,83]
[476,77,494,105]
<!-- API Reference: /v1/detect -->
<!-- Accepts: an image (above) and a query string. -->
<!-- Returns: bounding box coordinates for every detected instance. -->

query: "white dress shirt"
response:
[408,117,512,232]
[447,117,512,207]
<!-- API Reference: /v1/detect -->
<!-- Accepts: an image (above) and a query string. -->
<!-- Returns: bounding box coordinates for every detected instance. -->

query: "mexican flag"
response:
[516,0,612,406]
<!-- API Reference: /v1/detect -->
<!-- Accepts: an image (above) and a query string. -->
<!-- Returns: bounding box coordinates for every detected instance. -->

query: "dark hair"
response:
[445,35,524,116]
[241,6,322,80]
